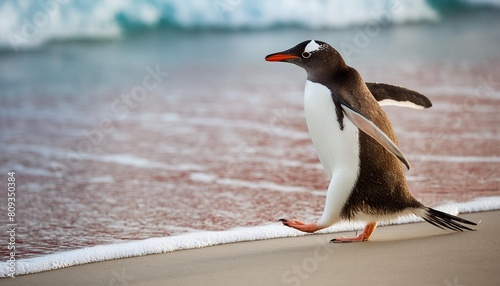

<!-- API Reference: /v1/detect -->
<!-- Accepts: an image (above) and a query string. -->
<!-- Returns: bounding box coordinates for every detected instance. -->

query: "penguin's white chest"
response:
[304,80,360,179]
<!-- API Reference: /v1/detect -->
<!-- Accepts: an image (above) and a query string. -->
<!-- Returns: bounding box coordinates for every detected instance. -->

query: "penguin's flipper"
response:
[366,82,432,110]
[341,104,411,169]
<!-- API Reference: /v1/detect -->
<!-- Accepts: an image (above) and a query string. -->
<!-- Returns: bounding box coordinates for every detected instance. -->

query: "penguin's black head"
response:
[265,40,346,81]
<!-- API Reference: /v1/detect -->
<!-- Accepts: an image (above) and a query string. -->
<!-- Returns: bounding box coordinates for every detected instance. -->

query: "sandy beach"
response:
[2,210,498,286]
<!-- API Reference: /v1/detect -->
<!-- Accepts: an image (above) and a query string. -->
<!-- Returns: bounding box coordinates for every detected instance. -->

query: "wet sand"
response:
[2,210,498,286]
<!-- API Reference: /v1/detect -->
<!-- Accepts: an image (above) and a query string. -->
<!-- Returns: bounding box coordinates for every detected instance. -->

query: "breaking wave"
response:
[1,0,498,51]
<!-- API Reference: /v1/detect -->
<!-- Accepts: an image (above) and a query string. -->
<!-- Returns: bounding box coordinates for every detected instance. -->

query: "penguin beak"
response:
[265,52,300,62]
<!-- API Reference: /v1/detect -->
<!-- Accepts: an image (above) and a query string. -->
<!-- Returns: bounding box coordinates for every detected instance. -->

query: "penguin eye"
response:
[302,52,311,58]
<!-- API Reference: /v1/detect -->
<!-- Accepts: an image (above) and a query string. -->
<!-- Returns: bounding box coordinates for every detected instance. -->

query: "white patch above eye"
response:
[304,40,321,53]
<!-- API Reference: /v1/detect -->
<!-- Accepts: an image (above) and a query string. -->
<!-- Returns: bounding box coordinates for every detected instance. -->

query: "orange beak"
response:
[265,53,300,62]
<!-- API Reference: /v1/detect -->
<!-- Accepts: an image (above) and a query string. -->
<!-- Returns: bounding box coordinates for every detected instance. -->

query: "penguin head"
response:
[265,40,346,80]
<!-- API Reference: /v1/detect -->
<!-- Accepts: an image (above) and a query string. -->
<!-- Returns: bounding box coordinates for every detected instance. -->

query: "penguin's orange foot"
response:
[330,221,377,243]
[279,219,320,233]
[330,235,368,243]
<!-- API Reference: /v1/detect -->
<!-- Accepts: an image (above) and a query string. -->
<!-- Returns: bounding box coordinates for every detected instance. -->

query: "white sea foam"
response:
[187,117,310,140]
[419,85,500,99]
[0,0,442,50]
[92,154,205,171]
[401,131,500,141]
[190,172,217,183]
[7,164,53,177]
[0,144,204,171]
[95,154,170,169]
[1,196,499,277]
[216,178,309,193]
[409,154,500,163]
[88,176,115,184]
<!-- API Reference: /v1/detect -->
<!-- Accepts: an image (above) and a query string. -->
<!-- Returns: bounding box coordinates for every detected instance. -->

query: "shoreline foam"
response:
[2,196,499,278]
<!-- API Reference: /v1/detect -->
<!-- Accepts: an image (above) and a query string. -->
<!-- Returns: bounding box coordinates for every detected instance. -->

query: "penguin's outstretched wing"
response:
[340,103,411,170]
[366,82,432,110]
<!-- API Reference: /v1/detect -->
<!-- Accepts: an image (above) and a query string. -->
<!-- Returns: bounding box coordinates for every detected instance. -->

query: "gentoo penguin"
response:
[265,40,476,242]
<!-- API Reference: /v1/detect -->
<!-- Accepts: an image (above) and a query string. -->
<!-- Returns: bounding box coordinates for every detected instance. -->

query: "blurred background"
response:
[1,0,499,259]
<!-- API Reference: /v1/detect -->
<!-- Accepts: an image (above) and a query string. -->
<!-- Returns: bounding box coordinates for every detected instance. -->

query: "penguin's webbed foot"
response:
[330,221,377,243]
[279,219,320,233]
[330,235,367,243]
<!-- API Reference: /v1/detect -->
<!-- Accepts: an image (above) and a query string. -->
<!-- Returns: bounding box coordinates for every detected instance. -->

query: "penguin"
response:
[265,40,476,242]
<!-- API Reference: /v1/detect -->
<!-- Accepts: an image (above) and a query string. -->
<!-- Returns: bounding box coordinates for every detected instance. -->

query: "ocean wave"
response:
[0,0,477,51]
[1,196,499,277]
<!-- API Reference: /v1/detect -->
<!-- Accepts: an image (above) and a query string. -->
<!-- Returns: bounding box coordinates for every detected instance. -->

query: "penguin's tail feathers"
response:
[415,207,477,231]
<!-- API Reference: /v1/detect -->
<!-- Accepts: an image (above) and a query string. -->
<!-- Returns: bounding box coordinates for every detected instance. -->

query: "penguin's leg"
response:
[279,219,320,233]
[330,221,377,243]
[279,173,353,234]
